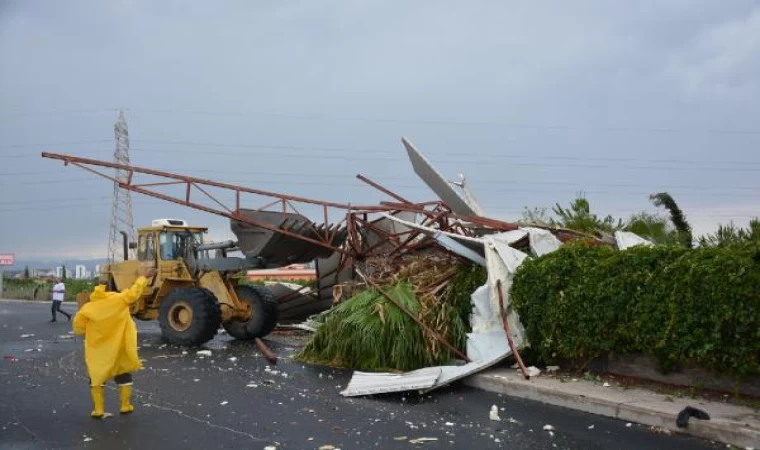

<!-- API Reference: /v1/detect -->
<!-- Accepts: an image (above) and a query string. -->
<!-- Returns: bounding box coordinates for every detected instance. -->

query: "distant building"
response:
[85,270,92,279]
[75,265,87,280]
[34,269,56,278]
[55,266,63,278]
[94,264,101,277]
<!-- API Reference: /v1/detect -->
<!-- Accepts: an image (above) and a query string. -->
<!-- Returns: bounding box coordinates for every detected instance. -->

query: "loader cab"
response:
[136,219,207,263]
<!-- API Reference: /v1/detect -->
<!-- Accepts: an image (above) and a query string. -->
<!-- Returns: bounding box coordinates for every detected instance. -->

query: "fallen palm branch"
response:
[295,257,483,372]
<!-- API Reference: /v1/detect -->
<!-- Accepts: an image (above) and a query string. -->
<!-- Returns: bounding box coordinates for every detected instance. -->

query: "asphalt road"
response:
[0,300,718,450]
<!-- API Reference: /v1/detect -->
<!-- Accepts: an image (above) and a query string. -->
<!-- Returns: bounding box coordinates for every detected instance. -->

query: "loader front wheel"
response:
[159,288,221,346]
[223,285,279,340]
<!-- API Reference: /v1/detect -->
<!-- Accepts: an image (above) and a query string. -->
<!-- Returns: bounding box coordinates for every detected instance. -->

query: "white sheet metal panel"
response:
[614,231,654,250]
[402,137,481,216]
[339,225,570,396]
[340,367,442,397]
[379,213,486,265]
[522,227,562,257]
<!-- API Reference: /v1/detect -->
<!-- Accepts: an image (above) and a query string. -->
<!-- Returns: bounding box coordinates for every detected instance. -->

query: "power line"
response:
[0,196,110,205]
[3,108,759,135]
[7,138,760,167]
[8,146,759,172]
[127,139,760,168]
[2,166,759,194]
[0,140,111,149]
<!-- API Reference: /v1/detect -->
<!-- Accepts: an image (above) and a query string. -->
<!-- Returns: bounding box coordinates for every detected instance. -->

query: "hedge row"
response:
[510,242,760,376]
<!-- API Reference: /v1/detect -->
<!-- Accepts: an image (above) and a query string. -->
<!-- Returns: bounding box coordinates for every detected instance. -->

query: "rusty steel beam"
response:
[50,155,350,254]
[44,152,355,209]
[255,338,278,364]
[496,279,529,380]
[356,174,413,204]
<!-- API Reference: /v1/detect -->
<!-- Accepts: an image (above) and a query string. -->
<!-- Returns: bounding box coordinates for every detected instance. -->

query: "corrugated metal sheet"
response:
[340,367,442,397]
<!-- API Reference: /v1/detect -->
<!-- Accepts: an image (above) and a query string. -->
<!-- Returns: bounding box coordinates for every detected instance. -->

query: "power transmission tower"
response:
[107,110,136,262]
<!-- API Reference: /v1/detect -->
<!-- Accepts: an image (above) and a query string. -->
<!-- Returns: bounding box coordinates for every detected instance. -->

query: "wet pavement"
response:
[0,300,718,449]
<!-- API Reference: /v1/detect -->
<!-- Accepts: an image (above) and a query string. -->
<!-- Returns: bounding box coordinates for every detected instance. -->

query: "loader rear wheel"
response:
[159,287,221,346]
[223,285,279,340]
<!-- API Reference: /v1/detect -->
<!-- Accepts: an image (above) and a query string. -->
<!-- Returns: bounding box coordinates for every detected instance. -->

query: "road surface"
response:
[0,300,717,449]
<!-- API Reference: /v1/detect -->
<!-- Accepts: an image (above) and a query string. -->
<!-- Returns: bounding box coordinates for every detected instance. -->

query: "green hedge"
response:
[511,242,760,376]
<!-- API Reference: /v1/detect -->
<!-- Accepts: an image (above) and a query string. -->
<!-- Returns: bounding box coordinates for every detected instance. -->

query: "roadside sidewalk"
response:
[465,367,760,449]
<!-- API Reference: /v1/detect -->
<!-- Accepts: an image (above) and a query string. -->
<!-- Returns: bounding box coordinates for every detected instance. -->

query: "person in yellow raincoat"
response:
[73,273,152,418]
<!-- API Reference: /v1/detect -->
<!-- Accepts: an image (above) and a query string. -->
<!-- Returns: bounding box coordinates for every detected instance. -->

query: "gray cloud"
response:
[1,0,759,259]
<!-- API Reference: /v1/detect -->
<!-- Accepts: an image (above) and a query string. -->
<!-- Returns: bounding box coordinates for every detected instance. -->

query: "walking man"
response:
[72,272,153,418]
[50,278,71,322]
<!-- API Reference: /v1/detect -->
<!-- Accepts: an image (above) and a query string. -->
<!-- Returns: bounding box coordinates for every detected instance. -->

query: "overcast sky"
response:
[1,0,759,260]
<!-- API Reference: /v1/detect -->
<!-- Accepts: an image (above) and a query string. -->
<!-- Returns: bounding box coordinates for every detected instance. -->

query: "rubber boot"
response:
[119,385,134,414]
[90,386,105,419]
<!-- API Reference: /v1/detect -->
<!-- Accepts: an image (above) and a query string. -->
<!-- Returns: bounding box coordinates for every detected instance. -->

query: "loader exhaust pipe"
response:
[120,231,129,261]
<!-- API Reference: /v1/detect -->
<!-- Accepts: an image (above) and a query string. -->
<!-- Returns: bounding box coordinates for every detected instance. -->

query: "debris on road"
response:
[526,366,542,377]
[489,405,501,421]
[409,437,439,444]
[676,406,711,428]
[196,350,212,357]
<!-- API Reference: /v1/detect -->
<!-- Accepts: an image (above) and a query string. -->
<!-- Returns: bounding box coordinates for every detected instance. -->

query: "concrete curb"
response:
[465,368,760,449]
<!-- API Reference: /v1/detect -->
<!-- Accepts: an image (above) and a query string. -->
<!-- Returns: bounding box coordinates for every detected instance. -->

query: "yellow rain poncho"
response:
[73,277,148,386]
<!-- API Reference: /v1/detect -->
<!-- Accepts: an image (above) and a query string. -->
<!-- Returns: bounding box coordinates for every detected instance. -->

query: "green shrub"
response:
[511,242,760,376]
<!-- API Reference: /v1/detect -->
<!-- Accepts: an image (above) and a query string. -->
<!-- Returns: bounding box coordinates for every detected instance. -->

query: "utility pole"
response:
[107,110,136,262]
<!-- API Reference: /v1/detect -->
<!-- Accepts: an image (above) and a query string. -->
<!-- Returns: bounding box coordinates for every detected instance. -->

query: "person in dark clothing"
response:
[50,278,71,322]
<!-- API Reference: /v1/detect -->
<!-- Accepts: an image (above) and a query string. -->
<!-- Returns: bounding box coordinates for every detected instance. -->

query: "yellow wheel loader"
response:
[95,218,282,346]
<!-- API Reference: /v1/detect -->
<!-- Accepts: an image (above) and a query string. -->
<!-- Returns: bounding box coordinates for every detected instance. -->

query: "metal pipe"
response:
[496,279,530,380]
[197,240,236,252]
[119,231,129,261]
[255,338,278,364]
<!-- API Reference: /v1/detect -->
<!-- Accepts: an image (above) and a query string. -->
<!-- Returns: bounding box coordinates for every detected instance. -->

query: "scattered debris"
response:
[489,405,501,421]
[409,437,439,444]
[220,401,228,406]
[318,445,337,450]
[394,436,408,441]
[588,425,595,430]
[602,382,611,387]
[543,425,555,431]
[526,366,542,377]
[648,425,673,435]
[626,423,633,428]
[196,350,212,357]
[20,334,35,338]
[255,338,278,364]
[676,406,711,428]
[546,365,560,373]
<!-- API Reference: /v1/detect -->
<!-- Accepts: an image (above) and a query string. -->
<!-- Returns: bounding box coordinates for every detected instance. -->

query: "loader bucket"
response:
[231,209,347,267]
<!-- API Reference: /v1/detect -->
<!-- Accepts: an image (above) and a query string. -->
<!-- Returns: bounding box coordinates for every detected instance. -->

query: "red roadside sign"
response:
[0,254,15,266]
